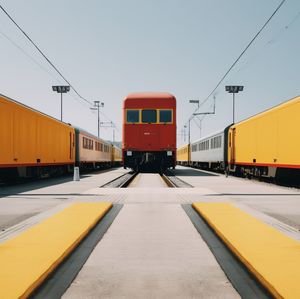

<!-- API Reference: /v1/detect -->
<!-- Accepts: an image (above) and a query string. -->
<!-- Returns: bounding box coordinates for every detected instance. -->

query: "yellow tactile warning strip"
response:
[192,202,300,299]
[0,202,112,299]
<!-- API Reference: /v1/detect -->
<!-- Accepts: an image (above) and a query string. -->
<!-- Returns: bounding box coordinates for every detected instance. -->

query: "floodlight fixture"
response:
[52,85,70,121]
[225,85,244,93]
[189,100,199,104]
[52,85,70,93]
[225,85,244,124]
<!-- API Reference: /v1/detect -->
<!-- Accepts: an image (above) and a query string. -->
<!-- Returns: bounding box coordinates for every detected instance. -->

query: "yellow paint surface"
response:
[0,202,112,299]
[0,95,75,166]
[228,96,300,166]
[177,144,190,162]
[192,202,300,299]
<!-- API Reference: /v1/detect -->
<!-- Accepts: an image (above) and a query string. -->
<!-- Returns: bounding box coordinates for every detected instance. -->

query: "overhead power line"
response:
[0,4,119,132]
[0,4,92,105]
[185,0,286,126]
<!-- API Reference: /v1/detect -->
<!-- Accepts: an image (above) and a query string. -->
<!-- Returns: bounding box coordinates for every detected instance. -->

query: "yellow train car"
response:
[0,94,75,179]
[177,144,190,165]
[112,145,122,165]
[228,96,300,178]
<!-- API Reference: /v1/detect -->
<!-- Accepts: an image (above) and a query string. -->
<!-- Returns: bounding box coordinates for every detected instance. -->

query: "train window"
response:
[142,110,157,123]
[96,142,101,151]
[83,137,88,149]
[159,110,172,123]
[127,110,139,123]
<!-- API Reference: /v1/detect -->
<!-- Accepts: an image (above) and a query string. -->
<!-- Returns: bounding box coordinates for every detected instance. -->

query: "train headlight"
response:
[167,151,172,156]
[127,151,132,156]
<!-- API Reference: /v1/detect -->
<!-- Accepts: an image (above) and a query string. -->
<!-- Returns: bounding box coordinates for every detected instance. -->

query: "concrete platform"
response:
[63,174,239,298]
[172,166,300,240]
[193,202,300,299]
[0,167,128,237]
[0,202,112,298]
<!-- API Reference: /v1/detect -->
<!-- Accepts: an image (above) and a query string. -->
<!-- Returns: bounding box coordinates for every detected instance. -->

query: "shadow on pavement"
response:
[171,168,219,177]
[0,167,120,197]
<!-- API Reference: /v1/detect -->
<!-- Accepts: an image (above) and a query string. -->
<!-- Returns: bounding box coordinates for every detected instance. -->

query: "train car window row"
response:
[83,137,94,150]
[211,136,222,149]
[192,137,221,152]
[126,109,173,124]
[192,140,210,152]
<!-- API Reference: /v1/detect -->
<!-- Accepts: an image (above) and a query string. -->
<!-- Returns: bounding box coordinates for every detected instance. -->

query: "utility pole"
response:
[90,101,104,137]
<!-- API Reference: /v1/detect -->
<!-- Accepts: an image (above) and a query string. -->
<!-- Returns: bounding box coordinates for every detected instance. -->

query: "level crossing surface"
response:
[1,166,300,298]
[63,174,239,298]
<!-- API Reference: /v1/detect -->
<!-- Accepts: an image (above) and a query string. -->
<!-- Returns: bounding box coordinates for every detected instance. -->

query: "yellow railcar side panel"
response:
[0,99,13,164]
[14,106,37,164]
[177,144,189,162]
[0,96,75,166]
[277,106,300,164]
[229,96,300,166]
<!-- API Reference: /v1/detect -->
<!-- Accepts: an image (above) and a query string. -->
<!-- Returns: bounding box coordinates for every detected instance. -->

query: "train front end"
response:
[122,93,176,172]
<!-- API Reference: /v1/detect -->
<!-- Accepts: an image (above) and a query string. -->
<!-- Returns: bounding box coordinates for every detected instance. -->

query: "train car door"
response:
[69,132,74,160]
[230,128,236,166]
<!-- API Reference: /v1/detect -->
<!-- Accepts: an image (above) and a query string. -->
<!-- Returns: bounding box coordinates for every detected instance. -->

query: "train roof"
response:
[125,92,175,99]
[124,92,176,101]
[0,93,73,128]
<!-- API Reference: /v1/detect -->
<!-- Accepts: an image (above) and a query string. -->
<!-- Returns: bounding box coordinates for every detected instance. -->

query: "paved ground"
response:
[0,168,129,240]
[172,166,300,240]
[2,165,300,298]
[63,174,239,299]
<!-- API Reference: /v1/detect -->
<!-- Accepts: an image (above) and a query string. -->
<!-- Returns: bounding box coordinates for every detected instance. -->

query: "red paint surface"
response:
[123,93,176,152]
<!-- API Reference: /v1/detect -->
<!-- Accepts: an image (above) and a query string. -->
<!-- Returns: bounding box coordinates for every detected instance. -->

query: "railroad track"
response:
[100,171,138,188]
[100,170,193,189]
[161,170,193,188]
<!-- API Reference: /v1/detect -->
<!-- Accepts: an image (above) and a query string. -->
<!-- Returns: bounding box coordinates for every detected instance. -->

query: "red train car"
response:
[122,93,176,172]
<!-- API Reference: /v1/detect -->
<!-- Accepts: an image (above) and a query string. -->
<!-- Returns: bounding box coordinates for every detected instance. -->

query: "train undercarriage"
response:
[178,160,300,186]
[123,150,175,172]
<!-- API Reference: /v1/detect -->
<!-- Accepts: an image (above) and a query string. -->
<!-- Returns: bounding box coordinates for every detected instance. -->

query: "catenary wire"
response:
[0,4,119,131]
[0,4,93,106]
[184,0,286,128]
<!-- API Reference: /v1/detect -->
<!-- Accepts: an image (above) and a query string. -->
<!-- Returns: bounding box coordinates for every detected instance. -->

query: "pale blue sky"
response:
[0,0,299,145]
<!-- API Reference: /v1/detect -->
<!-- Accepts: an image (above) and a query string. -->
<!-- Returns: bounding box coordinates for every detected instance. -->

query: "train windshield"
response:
[127,110,139,123]
[159,110,172,123]
[142,110,157,123]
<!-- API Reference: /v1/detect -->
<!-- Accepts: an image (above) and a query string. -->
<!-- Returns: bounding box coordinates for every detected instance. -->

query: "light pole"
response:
[225,85,244,124]
[52,85,70,121]
[188,117,191,145]
[90,101,104,138]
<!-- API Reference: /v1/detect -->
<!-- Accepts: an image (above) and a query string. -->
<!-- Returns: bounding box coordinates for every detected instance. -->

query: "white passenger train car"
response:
[190,129,226,171]
[75,128,112,169]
